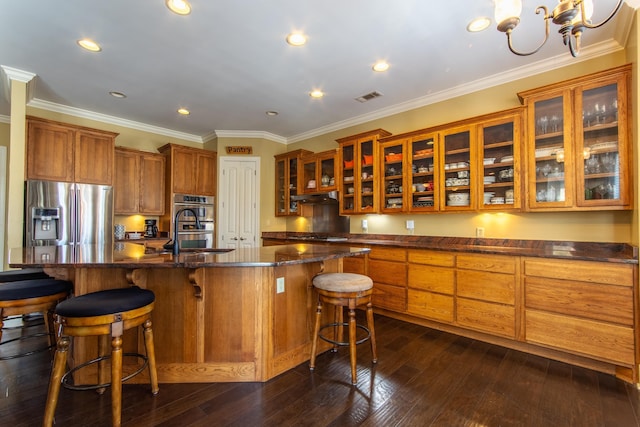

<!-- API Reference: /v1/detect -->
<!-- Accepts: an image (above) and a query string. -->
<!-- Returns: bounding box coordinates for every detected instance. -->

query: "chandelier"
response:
[494,0,624,57]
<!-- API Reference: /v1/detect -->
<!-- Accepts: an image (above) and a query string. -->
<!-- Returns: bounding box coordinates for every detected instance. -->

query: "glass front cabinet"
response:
[301,149,338,194]
[477,109,523,210]
[439,126,475,211]
[337,129,391,215]
[519,64,631,211]
[274,149,312,216]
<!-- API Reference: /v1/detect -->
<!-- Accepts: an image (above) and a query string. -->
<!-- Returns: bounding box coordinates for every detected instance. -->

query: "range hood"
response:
[290,191,338,204]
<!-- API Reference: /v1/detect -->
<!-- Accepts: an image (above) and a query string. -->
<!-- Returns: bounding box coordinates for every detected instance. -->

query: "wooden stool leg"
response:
[111,335,123,427]
[366,301,377,363]
[143,318,159,395]
[43,335,70,427]
[309,299,323,370]
[335,306,344,352]
[348,302,357,385]
[0,309,4,343]
[97,334,110,395]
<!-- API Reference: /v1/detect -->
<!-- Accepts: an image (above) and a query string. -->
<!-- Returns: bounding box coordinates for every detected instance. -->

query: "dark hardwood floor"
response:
[1,313,639,426]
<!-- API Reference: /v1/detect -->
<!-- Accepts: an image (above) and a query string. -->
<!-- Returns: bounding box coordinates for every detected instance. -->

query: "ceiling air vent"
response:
[355,91,383,103]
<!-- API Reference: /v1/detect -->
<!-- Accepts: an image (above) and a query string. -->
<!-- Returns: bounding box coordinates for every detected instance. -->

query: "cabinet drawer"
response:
[525,276,633,326]
[369,247,406,262]
[525,310,635,365]
[457,270,515,305]
[343,256,366,275]
[407,250,455,267]
[372,283,406,312]
[369,259,407,286]
[524,258,633,287]
[457,254,516,274]
[407,289,454,322]
[456,298,515,338]
[408,265,454,294]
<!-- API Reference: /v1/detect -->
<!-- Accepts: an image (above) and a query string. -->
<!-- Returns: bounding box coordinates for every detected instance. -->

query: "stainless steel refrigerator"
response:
[25,180,113,247]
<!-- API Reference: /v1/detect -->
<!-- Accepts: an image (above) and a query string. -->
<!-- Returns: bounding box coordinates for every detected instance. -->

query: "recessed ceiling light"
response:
[77,38,102,52]
[109,91,127,99]
[309,90,324,99]
[286,33,307,46]
[177,108,190,115]
[467,17,491,32]
[372,61,390,72]
[166,0,191,15]
[266,111,279,116]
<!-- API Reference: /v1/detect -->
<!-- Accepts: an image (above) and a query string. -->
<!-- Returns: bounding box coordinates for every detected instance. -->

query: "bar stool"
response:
[43,286,159,427]
[309,272,377,385]
[0,278,72,359]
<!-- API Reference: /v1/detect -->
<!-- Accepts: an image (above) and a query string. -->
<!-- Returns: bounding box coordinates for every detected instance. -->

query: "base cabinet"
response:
[407,250,455,322]
[523,258,635,365]
[368,247,407,312]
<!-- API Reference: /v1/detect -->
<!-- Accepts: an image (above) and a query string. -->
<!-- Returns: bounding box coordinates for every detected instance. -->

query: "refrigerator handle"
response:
[70,185,78,245]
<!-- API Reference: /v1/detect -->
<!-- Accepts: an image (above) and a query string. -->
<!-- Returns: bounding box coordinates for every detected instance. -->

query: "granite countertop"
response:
[262,232,638,264]
[9,243,370,269]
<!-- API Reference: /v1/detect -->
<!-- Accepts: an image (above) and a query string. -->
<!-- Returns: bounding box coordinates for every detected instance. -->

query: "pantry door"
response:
[217,156,260,248]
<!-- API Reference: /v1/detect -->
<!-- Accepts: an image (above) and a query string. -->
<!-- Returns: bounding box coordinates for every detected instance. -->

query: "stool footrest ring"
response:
[318,322,371,347]
[0,333,54,360]
[61,352,148,391]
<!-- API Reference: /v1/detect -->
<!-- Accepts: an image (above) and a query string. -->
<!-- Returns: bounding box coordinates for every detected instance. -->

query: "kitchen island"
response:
[9,243,370,383]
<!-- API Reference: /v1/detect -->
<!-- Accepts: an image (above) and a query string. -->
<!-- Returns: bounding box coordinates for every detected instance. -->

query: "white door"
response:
[217,156,260,248]
[0,147,6,270]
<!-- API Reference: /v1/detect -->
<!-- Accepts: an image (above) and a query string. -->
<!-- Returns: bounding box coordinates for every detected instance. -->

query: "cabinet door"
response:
[478,113,522,210]
[114,149,139,214]
[380,139,407,213]
[26,120,74,182]
[408,134,438,212]
[318,151,337,191]
[74,130,114,185]
[140,154,165,214]
[172,149,197,194]
[301,156,317,193]
[339,141,357,214]
[526,89,574,209]
[275,157,287,216]
[288,156,301,215]
[575,75,631,208]
[440,126,475,211]
[358,137,377,213]
[195,152,216,196]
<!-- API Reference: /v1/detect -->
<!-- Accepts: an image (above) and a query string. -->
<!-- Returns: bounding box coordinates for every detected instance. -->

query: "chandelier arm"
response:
[568,31,581,57]
[578,0,624,29]
[506,6,550,56]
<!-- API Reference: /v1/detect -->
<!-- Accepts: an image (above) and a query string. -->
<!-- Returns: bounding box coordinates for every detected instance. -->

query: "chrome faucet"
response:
[173,208,201,256]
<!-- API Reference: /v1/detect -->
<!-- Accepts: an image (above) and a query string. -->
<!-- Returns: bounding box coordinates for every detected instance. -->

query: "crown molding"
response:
[1,65,36,105]
[286,38,623,144]
[213,130,287,145]
[28,98,204,143]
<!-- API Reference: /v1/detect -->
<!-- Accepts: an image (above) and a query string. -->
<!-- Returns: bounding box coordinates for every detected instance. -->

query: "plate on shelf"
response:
[447,201,469,206]
[500,155,513,163]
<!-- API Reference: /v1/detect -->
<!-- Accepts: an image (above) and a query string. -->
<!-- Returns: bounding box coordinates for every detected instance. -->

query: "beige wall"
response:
[284,53,634,243]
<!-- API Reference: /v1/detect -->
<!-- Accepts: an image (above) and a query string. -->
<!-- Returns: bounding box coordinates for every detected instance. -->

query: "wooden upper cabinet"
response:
[139,153,166,214]
[159,143,217,196]
[115,147,165,215]
[27,117,117,185]
[518,64,632,211]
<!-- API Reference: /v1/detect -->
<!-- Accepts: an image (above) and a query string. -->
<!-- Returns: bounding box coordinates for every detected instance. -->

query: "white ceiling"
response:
[0,1,636,144]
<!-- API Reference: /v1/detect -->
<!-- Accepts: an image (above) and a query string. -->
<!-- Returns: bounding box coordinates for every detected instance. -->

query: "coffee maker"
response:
[144,219,158,238]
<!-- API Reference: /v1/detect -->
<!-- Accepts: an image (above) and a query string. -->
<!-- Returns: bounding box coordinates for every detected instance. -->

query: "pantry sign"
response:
[225,146,253,155]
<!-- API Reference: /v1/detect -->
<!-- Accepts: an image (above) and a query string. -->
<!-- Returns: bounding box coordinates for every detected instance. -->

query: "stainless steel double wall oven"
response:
[172,194,215,249]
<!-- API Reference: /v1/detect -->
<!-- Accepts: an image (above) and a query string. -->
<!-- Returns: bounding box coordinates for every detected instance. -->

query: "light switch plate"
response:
[406,220,414,230]
[276,277,285,293]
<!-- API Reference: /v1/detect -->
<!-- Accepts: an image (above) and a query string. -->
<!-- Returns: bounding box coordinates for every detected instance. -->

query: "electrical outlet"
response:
[476,227,485,238]
[406,220,414,230]
[361,219,368,231]
[276,277,285,293]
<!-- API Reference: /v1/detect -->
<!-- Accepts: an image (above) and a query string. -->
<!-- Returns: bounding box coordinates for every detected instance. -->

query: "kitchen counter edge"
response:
[261,232,638,264]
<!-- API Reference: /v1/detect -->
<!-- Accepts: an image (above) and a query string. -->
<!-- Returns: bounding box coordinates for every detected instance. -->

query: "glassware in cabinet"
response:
[479,113,521,209]
[380,140,406,212]
[576,79,629,207]
[409,135,437,212]
[301,149,337,194]
[275,157,287,215]
[288,156,299,214]
[530,94,572,208]
[441,127,473,210]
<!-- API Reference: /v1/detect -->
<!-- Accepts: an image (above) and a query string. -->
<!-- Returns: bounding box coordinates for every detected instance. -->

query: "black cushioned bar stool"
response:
[43,286,159,427]
[309,273,377,385]
[0,278,72,359]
